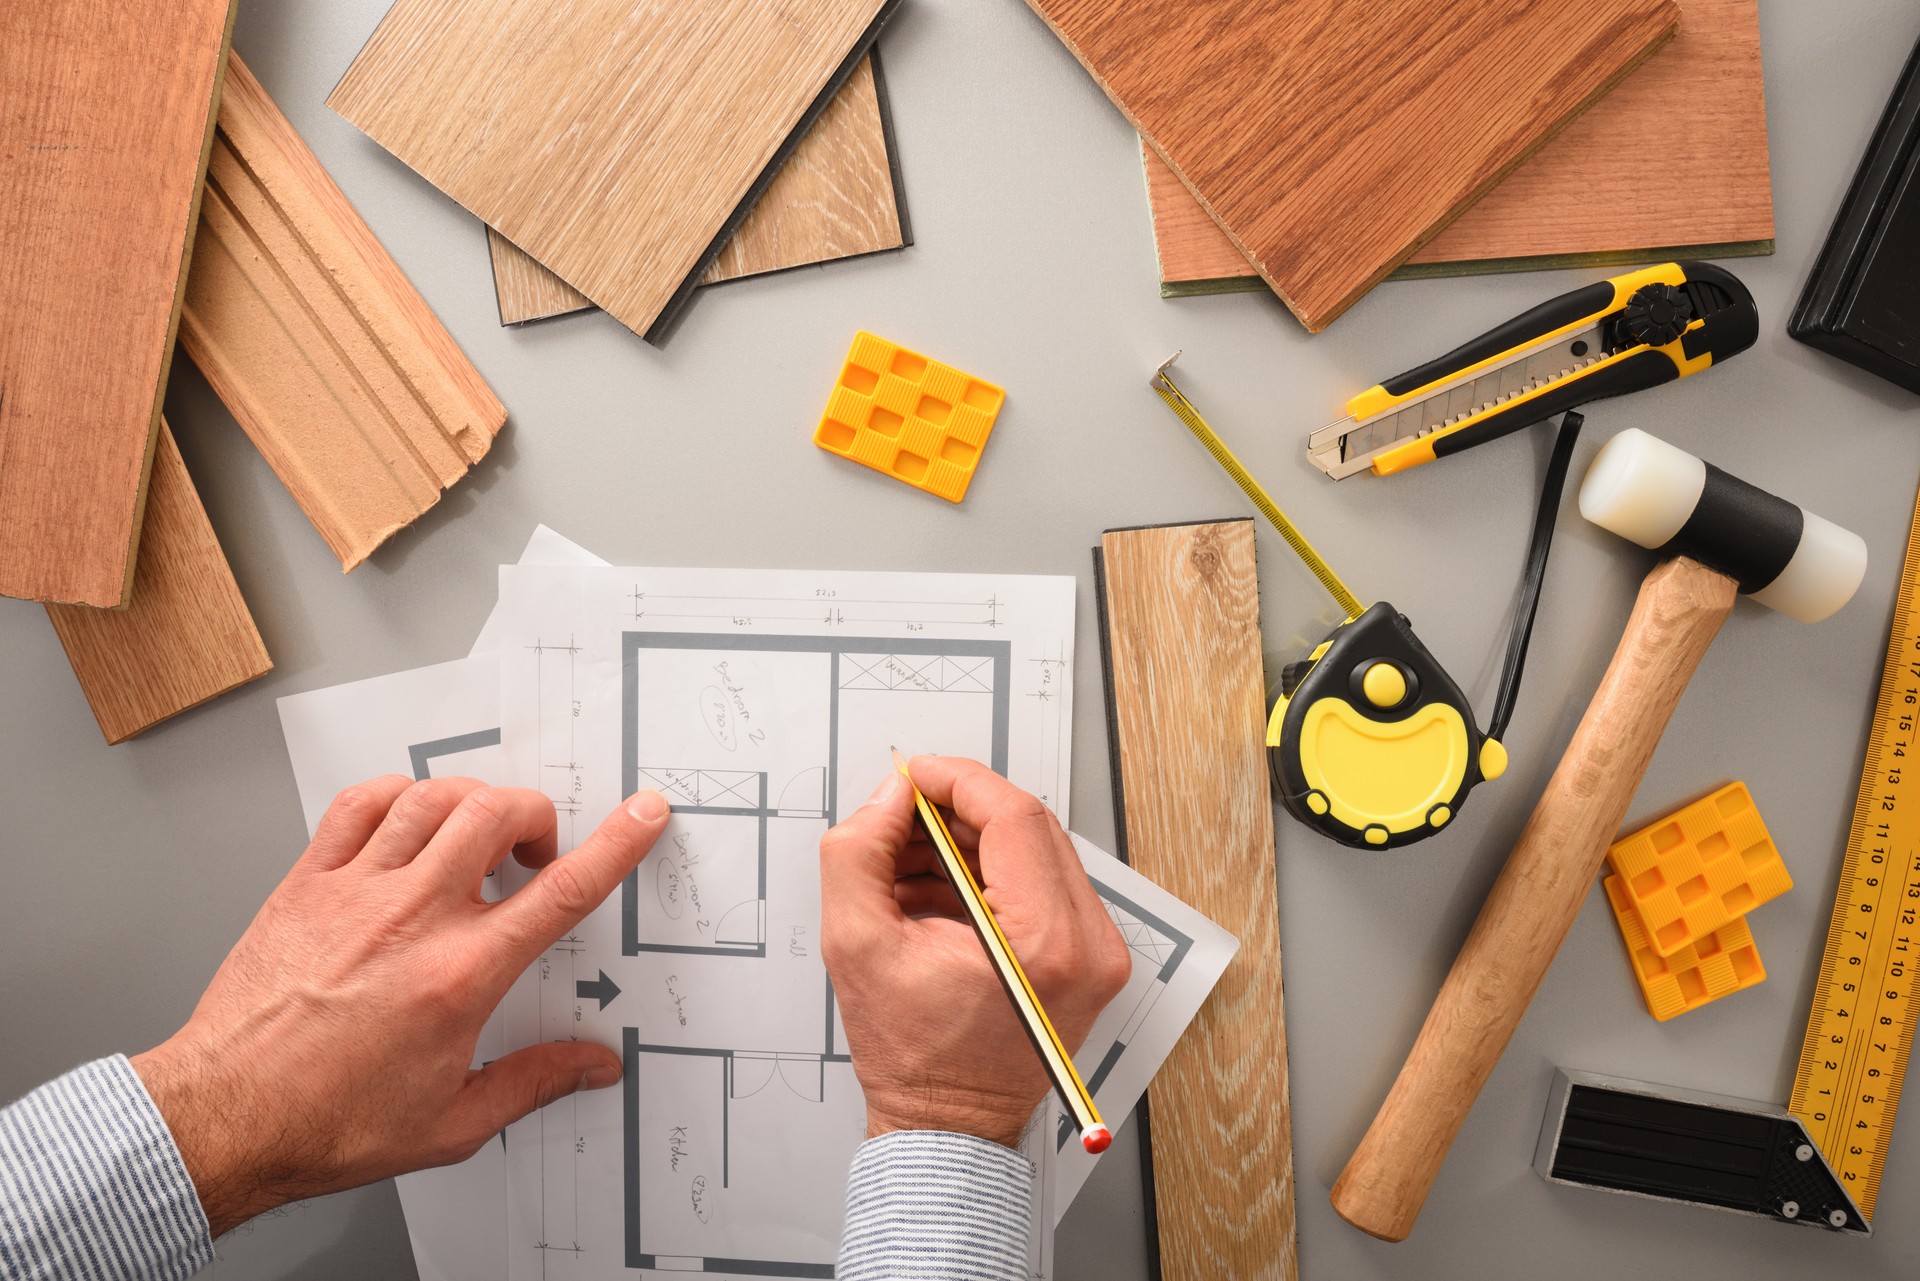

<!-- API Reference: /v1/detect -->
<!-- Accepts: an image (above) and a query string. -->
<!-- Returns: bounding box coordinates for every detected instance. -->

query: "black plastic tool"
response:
[1790,30,1920,393]
[1535,1069,1869,1235]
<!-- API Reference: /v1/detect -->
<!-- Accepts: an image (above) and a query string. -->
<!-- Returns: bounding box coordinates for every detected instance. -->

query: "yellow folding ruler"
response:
[1791,476,1920,1221]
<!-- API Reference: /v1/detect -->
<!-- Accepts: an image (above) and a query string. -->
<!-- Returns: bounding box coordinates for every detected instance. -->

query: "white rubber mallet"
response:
[1332,427,1867,1241]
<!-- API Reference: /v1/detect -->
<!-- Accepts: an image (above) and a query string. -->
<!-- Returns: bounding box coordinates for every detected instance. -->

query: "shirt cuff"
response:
[0,1055,213,1281]
[837,1130,1031,1280]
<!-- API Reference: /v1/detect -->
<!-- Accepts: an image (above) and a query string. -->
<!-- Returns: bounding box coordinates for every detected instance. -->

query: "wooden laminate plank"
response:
[1026,0,1677,331]
[179,54,506,572]
[489,53,907,325]
[1146,0,1773,295]
[488,232,588,326]
[46,422,270,745]
[1096,519,1298,1280]
[328,0,894,341]
[0,0,236,607]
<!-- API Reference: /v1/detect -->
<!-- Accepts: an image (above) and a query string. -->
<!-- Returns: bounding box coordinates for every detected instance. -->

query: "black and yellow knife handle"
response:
[1373,279,1619,401]
[1351,261,1758,476]
[1343,262,1757,424]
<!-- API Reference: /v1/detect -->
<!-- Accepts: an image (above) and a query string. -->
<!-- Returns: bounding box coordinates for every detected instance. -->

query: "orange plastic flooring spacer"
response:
[1606,781,1792,959]
[814,331,1004,503]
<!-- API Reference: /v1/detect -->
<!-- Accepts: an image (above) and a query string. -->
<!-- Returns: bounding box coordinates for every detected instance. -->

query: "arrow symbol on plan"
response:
[576,970,622,1011]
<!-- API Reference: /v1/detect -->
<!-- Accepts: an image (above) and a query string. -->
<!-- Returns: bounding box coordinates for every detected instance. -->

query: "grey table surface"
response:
[5,1,1920,1277]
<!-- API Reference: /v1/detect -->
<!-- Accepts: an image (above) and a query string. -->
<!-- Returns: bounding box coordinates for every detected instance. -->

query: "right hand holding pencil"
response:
[819,756,1131,1149]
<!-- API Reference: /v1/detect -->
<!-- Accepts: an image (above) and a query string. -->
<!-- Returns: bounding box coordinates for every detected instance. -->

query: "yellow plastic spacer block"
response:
[1606,782,1793,959]
[814,332,1005,504]
[1604,875,1766,1021]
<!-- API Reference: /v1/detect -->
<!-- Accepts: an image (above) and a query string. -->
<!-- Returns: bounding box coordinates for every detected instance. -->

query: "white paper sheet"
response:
[277,654,505,836]
[472,525,611,658]
[491,564,1078,1281]
[275,525,607,1281]
[275,545,1241,1281]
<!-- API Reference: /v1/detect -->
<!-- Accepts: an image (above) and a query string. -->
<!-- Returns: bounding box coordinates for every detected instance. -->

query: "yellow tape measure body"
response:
[1790,479,1920,1222]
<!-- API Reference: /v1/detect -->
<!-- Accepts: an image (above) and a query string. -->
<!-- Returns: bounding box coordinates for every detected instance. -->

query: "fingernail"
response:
[581,1064,621,1090]
[867,772,901,806]
[626,790,670,822]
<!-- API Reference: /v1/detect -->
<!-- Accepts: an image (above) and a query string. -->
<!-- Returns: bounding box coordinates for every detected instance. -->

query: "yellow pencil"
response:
[892,750,1111,1154]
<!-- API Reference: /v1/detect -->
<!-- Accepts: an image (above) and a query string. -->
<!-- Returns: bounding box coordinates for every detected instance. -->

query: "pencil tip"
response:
[890,747,909,772]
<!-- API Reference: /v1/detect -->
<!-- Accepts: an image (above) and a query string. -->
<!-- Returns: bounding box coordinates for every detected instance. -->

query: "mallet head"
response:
[1579,428,1867,623]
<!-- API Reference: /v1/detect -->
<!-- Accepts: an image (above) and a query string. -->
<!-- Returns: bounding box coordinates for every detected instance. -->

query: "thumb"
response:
[441,1041,622,1154]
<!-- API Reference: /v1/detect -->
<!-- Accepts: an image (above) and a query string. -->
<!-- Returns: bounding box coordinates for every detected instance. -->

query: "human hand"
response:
[130,776,670,1236]
[820,757,1131,1149]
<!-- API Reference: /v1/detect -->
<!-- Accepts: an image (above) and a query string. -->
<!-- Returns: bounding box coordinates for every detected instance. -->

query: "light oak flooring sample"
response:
[328,0,893,340]
[0,0,236,607]
[1025,0,1677,330]
[1146,0,1773,295]
[489,53,907,325]
[1096,519,1298,1280]
[488,233,588,326]
[180,54,506,572]
[46,422,270,745]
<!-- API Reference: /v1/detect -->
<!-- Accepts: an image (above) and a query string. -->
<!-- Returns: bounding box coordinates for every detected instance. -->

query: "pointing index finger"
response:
[489,791,672,971]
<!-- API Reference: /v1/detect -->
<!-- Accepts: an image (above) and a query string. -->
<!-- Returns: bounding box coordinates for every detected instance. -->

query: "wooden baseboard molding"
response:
[179,53,506,571]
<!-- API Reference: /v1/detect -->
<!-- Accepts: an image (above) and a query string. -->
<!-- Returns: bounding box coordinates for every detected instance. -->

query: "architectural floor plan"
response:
[495,566,1075,1280]
[279,555,1237,1281]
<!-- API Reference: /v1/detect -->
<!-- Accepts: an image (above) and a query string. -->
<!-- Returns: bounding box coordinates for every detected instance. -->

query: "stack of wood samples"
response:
[329,0,899,341]
[1146,0,1774,297]
[0,0,236,606]
[1021,0,1679,329]
[489,53,911,325]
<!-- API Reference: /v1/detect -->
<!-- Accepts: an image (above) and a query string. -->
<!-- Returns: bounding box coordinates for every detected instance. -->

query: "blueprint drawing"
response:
[494,566,1075,1280]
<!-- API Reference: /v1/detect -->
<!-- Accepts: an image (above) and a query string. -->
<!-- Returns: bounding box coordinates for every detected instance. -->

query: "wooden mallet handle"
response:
[1330,556,1739,1241]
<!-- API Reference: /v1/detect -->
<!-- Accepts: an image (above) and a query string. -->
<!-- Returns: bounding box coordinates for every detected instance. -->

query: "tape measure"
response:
[1147,356,1583,850]
[1789,479,1920,1222]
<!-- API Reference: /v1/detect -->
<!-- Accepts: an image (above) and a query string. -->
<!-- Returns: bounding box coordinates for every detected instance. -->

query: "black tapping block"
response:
[1790,30,1920,393]
[1534,1070,1869,1235]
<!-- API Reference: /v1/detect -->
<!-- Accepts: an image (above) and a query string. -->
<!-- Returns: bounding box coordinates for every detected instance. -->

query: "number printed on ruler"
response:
[1791,504,1920,1223]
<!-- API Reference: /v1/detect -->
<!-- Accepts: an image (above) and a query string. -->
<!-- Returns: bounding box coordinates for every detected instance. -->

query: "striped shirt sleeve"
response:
[0,1056,212,1281]
[837,1130,1031,1280]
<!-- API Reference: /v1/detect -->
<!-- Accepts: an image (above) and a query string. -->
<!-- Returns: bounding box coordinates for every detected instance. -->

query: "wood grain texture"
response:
[0,0,236,607]
[328,0,891,340]
[179,54,506,572]
[487,232,587,326]
[1027,0,1677,330]
[1333,557,1737,1242]
[1099,520,1298,1280]
[46,422,270,745]
[489,53,906,325]
[1145,0,1773,294]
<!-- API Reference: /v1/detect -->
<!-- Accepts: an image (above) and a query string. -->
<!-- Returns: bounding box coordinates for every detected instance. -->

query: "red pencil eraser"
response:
[1081,1125,1112,1155]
